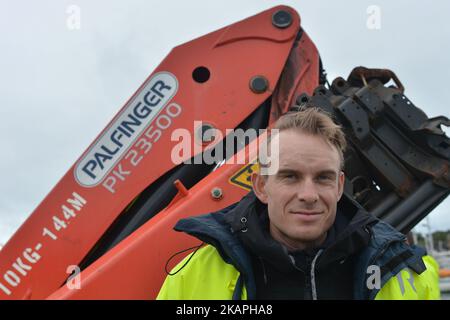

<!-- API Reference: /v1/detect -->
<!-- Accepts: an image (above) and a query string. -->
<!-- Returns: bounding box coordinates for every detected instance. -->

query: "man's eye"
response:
[318,175,333,181]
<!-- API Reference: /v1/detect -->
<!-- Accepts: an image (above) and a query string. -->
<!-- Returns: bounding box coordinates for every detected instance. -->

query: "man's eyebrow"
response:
[317,170,338,177]
[276,169,297,175]
[276,169,338,176]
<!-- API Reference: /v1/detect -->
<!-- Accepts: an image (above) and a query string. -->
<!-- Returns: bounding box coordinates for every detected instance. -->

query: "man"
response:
[157,107,440,300]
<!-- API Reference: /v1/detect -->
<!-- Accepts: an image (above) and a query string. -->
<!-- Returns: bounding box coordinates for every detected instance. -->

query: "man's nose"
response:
[296,178,319,204]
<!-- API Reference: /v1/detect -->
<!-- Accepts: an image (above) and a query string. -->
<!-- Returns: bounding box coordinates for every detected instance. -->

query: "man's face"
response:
[252,129,345,250]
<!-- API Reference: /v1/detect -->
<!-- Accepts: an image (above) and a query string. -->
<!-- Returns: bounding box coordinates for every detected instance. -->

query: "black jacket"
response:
[233,191,376,299]
[174,191,427,299]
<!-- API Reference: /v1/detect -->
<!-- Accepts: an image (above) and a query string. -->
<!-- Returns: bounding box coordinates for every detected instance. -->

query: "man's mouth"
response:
[290,211,322,216]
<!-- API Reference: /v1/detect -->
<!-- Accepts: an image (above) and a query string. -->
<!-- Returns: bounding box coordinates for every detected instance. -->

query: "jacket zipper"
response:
[310,249,324,300]
[290,249,324,300]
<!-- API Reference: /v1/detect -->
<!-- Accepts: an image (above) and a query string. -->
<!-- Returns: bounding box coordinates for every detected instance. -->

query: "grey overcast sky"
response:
[0,0,449,245]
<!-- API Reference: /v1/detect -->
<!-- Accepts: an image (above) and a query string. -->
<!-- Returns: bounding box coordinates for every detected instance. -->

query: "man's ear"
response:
[337,171,345,201]
[251,172,269,204]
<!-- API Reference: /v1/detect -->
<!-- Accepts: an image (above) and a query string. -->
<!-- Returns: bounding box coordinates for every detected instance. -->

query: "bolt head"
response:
[211,187,223,199]
[272,10,293,29]
[249,76,268,94]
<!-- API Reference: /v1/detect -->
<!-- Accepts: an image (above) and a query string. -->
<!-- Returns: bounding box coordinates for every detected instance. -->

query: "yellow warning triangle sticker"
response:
[228,162,259,191]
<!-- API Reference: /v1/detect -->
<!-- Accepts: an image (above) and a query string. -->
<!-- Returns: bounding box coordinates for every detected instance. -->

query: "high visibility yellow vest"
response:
[157,245,441,300]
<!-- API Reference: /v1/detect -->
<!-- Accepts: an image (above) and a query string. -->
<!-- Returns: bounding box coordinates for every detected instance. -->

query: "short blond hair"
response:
[264,107,347,170]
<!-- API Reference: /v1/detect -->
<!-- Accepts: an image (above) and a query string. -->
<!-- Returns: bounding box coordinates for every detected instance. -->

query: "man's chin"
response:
[286,228,327,244]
